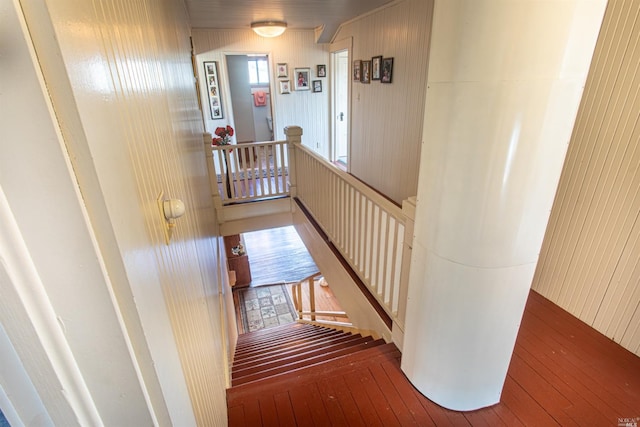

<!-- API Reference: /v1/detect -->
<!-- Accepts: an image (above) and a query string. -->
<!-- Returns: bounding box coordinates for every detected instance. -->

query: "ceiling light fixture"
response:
[251,21,287,38]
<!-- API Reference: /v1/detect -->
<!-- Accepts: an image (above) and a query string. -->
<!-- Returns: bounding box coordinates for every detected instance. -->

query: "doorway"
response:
[226,54,274,143]
[331,41,351,169]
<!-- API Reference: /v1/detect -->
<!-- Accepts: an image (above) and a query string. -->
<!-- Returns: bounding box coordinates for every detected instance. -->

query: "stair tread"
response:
[236,326,341,352]
[227,343,400,404]
[232,338,386,386]
[232,332,365,370]
[232,334,373,379]
[234,329,346,359]
[236,323,317,346]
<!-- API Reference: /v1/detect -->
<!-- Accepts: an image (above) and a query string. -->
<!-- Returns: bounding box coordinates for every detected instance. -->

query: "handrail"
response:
[291,140,414,330]
[293,142,404,216]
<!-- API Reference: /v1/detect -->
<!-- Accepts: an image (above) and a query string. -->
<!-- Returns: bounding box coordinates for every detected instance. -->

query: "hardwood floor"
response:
[228,290,640,425]
[230,226,640,424]
[242,226,319,287]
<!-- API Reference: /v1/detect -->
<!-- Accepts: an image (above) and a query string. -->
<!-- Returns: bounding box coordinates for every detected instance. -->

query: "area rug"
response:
[236,284,297,333]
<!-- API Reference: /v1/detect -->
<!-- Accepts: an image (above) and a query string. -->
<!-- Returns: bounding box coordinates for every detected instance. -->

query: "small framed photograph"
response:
[312,80,322,93]
[372,56,382,80]
[294,68,310,91]
[361,60,371,84]
[317,64,326,77]
[279,80,291,94]
[381,57,394,83]
[276,63,288,78]
[353,60,362,81]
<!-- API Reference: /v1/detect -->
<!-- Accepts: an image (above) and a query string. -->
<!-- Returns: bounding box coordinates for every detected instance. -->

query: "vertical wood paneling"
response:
[532,0,640,356]
[39,0,231,424]
[191,29,330,157]
[333,0,434,204]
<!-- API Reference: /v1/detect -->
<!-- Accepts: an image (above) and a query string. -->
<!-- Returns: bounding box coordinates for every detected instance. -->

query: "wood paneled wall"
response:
[532,0,640,356]
[192,29,330,156]
[27,0,231,424]
[333,0,434,204]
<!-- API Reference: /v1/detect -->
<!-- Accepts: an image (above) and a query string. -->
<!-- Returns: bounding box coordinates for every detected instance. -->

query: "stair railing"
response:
[206,136,290,205]
[291,272,350,325]
[286,127,415,331]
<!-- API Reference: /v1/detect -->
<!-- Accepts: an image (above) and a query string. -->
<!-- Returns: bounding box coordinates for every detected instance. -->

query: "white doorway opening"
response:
[330,38,351,169]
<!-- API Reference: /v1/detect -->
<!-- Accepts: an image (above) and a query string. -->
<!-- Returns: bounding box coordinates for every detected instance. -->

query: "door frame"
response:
[329,37,352,169]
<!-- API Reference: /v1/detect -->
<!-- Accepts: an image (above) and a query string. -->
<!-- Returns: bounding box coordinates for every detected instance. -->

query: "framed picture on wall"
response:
[353,60,362,81]
[361,60,371,84]
[294,68,310,91]
[317,64,326,77]
[279,80,291,94]
[381,57,394,84]
[276,63,288,78]
[372,56,382,80]
[203,61,223,119]
[312,80,322,93]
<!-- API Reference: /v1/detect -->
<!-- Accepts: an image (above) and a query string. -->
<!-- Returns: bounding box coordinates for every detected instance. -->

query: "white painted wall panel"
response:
[18,0,230,424]
[532,0,640,357]
[333,0,433,204]
[192,29,330,157]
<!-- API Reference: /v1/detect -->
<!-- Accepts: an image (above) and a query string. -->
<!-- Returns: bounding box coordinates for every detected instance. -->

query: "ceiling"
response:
[184,0,393,43]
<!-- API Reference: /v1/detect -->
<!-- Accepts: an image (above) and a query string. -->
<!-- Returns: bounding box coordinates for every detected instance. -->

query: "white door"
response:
[330,38,351,168]
[333,50,349,166]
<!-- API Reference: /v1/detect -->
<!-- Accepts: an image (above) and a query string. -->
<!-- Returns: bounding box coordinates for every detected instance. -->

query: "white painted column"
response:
[402,0,607,411]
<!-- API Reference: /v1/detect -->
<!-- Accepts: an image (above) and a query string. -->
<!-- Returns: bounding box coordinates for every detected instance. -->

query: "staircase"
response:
[227,322,402,425]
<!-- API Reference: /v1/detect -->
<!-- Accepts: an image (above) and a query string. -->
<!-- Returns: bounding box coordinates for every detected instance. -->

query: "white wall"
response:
[533,0,640,357]
[7,0,230,425]
[333,0,434,204]
[192,29,330,156]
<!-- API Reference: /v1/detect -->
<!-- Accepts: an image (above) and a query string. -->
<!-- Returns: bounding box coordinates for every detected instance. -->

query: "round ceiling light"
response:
[251,21,287,38]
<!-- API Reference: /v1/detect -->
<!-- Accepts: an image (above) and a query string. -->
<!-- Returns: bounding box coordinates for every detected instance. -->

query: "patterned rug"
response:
[236,284,297,333]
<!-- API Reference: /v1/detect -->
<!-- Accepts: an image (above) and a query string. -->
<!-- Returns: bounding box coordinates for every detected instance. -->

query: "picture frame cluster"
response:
[354,56,393,84]
[276,63,326,94]
[204,61,223,119]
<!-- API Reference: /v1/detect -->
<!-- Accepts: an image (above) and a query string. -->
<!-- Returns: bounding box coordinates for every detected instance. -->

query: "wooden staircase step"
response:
[235,323,316,347]
[232,338,386,386]
[232,332,365,371]
[235,325,339,353]
[227,343,400,405]
[234,329,357,366]
[232,334,371,380]
[234,328,344,359]
[235,322,333,345]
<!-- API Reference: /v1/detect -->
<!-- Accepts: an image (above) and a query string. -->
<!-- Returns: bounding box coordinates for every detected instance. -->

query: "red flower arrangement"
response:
[212,125,234,146]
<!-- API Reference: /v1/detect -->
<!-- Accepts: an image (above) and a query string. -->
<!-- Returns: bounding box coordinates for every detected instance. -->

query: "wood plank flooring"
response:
[242,226,319,287]
[228,290,640,425]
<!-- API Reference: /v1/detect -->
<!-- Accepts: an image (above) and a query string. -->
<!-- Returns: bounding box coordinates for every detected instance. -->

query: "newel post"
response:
[285,126,302,198]
[203,132,223,217]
